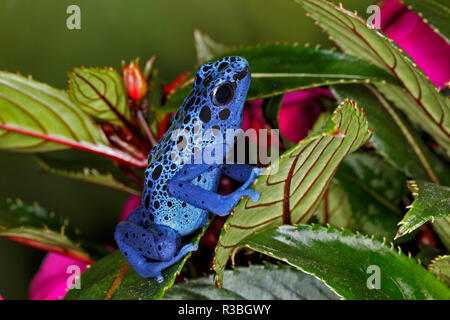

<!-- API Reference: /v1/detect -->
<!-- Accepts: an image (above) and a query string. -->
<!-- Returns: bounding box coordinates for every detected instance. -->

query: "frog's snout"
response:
[233,65,249,81]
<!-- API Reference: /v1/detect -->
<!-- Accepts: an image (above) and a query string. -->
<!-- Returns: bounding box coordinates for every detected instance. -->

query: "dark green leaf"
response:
[68,67,130,126]
[241,224,450,299]
[65,224,208,300]
[214,100,371,285]
[262,94,284,129]
[297,0,450,152]
[162,44,400,112]
[433,217,450,250]
[34,151,141,195]
[332,84,450,186]
[396,180,450,239]
[165,264,339,300]
[334,152,406,240]
[402,0,450,42]
[0,198,105,263]
[429,255,450,287]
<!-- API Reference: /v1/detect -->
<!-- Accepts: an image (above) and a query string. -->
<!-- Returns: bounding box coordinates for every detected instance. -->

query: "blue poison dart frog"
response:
[115,56,261,282]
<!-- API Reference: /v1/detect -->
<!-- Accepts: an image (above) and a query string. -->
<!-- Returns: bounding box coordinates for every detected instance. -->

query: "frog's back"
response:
[140,56,250,236]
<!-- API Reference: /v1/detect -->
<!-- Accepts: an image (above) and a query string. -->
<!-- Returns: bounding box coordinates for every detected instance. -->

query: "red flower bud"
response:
[122,60,148,102]
[162,72,189,97]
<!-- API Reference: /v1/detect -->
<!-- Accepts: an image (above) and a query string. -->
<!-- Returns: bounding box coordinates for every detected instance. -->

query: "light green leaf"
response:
[297,0,450,152]
[68,67,130,126]
[0,71,105,152]
[165,264,339,300]
[313,179,353,229]
[0,198,106,263]
[214,100,371,285]
[162,44,400,112]
[65,224,208,300]
[194,29,227,64]
[241,224,450,299]
[396,180,450,239]
[429,255,450,287]
[401,0,450,42]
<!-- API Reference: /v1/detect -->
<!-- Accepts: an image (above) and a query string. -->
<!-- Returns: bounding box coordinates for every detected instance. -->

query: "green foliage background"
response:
[0,0,374,299]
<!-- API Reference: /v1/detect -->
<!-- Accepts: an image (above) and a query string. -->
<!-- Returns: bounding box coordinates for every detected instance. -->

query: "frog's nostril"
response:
[233,66,249,81]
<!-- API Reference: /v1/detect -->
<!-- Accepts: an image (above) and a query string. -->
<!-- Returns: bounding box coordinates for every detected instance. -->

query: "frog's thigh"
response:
[221,164,260,182]
[115,221,179,262]
[115,221,195,281]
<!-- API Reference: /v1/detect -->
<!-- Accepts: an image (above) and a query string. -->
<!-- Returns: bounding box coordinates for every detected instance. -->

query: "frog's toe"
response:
[179,243,198,256]
[243,189,260,202]
[156,273,164,283]
[253,167,263,178]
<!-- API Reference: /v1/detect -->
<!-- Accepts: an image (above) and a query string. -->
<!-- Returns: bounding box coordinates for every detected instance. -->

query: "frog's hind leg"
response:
[114,222,198,282]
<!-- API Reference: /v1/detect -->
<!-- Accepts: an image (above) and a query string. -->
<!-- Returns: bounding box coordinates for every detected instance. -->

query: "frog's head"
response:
[183,56,251,131]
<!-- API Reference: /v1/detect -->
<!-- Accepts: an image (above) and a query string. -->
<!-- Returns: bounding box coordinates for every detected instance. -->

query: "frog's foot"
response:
[144,244,198,283]
[115,221,197,281]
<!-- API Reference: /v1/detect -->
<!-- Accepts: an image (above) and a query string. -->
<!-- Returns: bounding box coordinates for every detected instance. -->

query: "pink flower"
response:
[29,195,140,300]
[119,195,141,221]
[0,294,3,300]
[29,253,88,300]
[380,0,450,88]
[243,88,333,144]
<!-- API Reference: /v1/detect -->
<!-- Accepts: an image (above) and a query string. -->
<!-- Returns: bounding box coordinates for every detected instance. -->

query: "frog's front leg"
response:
[222,164,262,183]
[114,220,197,282]
[167,163,260,216]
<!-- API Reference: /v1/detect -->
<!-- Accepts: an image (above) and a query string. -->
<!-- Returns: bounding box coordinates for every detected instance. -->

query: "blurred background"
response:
[0,0,373,299]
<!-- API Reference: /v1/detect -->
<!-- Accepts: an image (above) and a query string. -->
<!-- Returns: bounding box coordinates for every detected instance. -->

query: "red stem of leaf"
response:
[0,124,148,169]
[1,235,94,264]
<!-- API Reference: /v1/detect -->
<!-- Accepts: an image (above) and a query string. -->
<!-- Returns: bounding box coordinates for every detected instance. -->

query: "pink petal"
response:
[0,294,3,300]
[279,89,333,143]
[119,195,141,221]
[29,252,88,300]
[381,0,450,88]
[243,89,333,144]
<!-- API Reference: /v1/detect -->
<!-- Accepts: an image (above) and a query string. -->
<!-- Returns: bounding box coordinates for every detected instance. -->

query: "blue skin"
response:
[115,56,261,282]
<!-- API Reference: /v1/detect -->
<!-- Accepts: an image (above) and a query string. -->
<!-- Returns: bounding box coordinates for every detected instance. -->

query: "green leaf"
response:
[34,151,141,195]
[214,100,371,285]
[396,180,450,239]
[432,217,450,250]
[313,179,353,229]
[241,224,450,299]
[68,67,130,126]
[0,198,105,263]
[194,29,227,64]
[332,84,450,186]
[165,264,339,300]
[0,71,105,152]
[334,153,406,240]
[429,255,450,287]
[162,44,400,112]
[401,0,450,42]
[297,0,450,152]
[262,94,284,129]
[65,224,208,300]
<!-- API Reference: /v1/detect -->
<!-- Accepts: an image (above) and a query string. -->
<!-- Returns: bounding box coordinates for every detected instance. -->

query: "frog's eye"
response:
[211,82,234,106]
